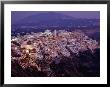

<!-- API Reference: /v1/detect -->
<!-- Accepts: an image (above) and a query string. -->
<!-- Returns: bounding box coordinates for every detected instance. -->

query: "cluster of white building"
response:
[11,30,99,69]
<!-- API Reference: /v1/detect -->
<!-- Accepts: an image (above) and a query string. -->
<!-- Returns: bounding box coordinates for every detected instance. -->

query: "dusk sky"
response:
[11,11,100,23]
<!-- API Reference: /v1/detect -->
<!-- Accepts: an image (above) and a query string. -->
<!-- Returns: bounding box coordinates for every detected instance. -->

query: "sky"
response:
[11,11,100,23]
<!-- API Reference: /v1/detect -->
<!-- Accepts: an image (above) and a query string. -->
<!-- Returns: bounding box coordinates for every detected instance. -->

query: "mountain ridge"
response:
[12,12,99,26]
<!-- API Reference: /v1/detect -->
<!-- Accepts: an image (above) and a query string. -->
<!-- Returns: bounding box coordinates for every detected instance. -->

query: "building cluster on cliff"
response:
[11,30,99,71]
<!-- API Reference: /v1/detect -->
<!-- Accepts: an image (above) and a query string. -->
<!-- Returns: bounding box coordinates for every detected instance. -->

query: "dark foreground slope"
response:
[11,48,100,77]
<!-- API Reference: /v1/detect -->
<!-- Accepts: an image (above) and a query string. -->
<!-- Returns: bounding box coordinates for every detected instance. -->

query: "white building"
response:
[43,29,52,36]
[53,30,57,36]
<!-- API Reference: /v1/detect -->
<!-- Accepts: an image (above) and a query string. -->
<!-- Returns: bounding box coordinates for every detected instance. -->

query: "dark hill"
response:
[11,48,100,77]
[12,12,99,29]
